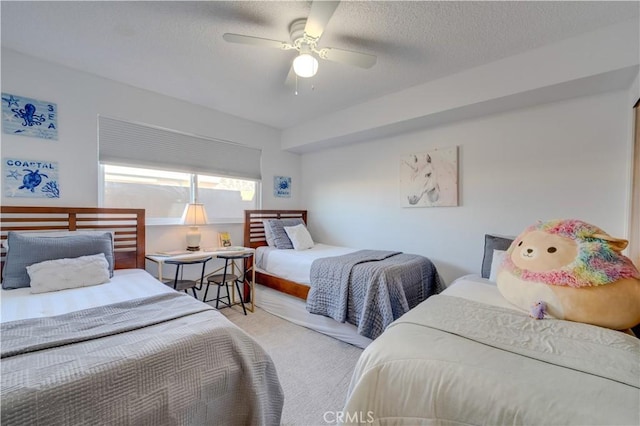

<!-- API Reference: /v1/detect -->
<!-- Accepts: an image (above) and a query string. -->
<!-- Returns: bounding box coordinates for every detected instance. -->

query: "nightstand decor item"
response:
[181,203,208,251]
[3,158,60,199]
[2,93,58,140]
[400,146,458,208]
[274,176,291,198]
[218,231,232,247]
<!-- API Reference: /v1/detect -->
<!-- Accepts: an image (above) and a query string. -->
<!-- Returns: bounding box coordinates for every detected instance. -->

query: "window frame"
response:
[99,164,261,225]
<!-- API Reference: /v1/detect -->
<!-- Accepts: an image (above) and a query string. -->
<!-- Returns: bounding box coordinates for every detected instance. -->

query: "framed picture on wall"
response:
[3,158,60,198]
[218,231,232,247]
[400,146,458,207]
[274,176,291,198]
[2,93,58,140]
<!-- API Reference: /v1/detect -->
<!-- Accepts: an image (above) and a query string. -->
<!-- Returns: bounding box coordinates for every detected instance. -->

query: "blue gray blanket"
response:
[306,250,444,339]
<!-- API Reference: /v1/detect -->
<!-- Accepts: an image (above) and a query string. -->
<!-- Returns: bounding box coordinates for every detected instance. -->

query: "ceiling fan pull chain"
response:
[295,74,299,96]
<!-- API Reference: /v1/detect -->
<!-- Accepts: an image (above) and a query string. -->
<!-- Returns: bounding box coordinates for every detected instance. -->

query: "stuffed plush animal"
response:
[529,301,547,320]
[496,219,640,330]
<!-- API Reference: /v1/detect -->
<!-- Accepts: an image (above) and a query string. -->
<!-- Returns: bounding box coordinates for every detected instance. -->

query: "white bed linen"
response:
[342,275,640,425]
[0,269,172,323]
[441,273,526,312]
[256,243,358,285]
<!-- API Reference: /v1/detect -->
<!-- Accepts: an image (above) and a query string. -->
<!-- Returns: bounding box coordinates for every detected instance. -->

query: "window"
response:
[102,164,260,224]
[97,116,263,224]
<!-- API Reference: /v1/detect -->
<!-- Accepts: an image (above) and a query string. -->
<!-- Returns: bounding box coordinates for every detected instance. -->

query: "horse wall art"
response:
[400,146,458,207]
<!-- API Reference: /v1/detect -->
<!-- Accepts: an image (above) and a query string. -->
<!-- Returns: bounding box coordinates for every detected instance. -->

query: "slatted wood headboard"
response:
[0,206,146,274]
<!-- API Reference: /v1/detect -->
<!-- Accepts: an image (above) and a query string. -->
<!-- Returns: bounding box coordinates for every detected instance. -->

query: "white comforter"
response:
[342,276,640,425]
[0,269,173,323]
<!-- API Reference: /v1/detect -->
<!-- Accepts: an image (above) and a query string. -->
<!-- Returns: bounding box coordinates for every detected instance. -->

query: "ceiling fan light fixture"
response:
[293,53,318,78]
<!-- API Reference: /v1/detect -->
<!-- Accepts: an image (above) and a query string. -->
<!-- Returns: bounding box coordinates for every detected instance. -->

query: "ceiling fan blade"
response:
[320,47,377,69]
[285,67,296,88]
[304,1,340,40]
[223,33,292,50]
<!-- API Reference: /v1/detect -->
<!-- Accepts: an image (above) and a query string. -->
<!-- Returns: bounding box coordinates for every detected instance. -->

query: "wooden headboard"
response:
[0,206,146,273]
[244,210,307,249]
[243,209,309,299]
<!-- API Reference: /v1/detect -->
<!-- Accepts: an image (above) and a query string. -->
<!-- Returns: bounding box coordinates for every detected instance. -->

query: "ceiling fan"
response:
[222,0,377,82]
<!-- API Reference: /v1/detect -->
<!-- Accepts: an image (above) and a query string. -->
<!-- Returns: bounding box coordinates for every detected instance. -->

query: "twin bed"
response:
[243,210,444,348]
[341,271,640,424]
[1,206,283,425]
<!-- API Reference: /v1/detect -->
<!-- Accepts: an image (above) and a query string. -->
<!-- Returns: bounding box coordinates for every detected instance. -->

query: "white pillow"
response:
[488,249,507,282]
[283,224,315,250]
[27,253,110,294]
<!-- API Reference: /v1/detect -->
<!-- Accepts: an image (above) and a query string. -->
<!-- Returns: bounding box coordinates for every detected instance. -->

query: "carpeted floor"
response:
[220,305,364,426]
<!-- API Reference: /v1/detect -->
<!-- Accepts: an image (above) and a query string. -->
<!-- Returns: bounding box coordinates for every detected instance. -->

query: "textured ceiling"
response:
[1,1,638,129]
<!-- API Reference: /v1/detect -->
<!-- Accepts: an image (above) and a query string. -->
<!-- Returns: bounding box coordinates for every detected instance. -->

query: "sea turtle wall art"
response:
[3,158,60,198]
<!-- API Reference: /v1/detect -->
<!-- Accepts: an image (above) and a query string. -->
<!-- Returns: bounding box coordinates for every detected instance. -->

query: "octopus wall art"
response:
[2,93,58,140]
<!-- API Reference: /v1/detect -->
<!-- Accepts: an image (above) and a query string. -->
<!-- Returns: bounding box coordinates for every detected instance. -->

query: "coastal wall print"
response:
[2,93,58,140]
[400,146,458,207]
[3,158,60,198]
[274,176,291,198]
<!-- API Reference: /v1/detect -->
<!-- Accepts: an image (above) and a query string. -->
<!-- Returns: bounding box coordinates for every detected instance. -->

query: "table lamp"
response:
[181,203,208,251]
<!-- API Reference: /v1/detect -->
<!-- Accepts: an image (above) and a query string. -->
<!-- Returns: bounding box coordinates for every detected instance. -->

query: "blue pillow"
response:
[2,232,115,289]
[263,218,305,249]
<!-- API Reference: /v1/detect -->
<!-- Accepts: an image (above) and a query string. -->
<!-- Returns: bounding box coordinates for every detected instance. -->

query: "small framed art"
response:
[274,176,291,198]
[218,231,232,247]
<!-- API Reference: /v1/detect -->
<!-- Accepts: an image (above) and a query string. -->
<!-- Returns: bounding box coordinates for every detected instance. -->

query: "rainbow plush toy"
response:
[496,219,640,330]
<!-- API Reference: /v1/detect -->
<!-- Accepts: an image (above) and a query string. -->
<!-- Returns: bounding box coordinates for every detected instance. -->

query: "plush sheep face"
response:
[497,219,640,330]
[502,219,639,288]
[511,230,578,272]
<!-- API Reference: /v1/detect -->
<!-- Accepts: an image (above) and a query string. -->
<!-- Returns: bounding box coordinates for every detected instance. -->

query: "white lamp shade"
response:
[293,53,318,78]
[182,203,208,251]
[181,203,208,226]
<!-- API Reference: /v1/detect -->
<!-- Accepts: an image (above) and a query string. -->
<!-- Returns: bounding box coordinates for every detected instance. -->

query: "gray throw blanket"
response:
[1,292,211,357]
[2,291,284,426]
[307,250,443,339]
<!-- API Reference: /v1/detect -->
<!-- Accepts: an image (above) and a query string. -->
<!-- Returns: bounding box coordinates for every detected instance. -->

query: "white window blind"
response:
[98,116,262,180]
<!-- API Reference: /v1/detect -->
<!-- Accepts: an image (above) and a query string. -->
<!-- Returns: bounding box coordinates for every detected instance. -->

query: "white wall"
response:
[1,49,301,256]
[300,90,632,285]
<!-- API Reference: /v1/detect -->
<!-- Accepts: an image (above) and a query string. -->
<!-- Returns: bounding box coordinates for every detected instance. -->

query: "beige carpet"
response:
[220,305,364,426]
